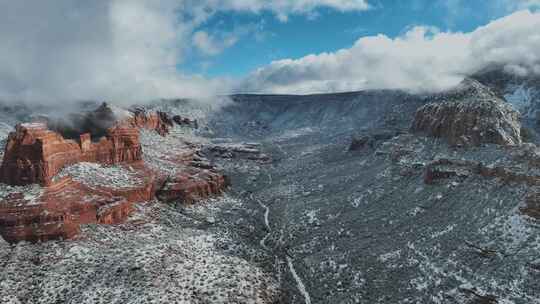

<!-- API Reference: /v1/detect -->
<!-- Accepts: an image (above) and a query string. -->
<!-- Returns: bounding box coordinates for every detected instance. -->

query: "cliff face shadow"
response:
[45,103,118,142]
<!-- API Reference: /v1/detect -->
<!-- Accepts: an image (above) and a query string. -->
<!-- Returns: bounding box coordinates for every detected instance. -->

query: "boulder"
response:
[411,79,522,147]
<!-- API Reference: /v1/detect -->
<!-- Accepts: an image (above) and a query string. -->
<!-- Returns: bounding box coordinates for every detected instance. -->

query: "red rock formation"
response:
[0,192,81,243]
[0,166,161,243]
[0,123,142,186]
[126,109,173,136]
[157,168,228,204]
[0,104,228,243]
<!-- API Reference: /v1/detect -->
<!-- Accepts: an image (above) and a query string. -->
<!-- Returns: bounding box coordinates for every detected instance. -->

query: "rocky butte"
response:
[0,103,227,243]
[411,79,522,147]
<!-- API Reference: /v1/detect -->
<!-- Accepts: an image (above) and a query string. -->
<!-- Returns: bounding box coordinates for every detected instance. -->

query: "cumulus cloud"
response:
[0,0,227,105]
[240,10,540,94]
[0,0,370,105]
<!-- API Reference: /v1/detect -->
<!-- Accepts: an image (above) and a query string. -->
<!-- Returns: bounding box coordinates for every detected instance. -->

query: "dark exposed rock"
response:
[422,155,540,187]
[459,288,499,304]
[349,130,404,151]
[412,79,522,147]
[349,135,372,151]
[204,143,271,163]
[521,188,540,219]
[424,159,479,185]
[173,115,199,129]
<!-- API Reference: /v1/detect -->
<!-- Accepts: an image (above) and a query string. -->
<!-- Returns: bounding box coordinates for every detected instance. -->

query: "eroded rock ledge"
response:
[0,104,227,243]
[411,79,522,147]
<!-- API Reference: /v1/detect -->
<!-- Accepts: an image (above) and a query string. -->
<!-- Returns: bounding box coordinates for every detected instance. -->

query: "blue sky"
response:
[183,0,524,78]
[1,0,539,103]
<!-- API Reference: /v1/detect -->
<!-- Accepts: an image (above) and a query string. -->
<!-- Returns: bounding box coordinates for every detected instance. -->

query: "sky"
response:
[184,1,512,78]
[0,0,539,104]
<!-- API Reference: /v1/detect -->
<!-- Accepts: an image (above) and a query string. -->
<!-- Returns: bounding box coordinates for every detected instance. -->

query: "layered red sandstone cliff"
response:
[0,105,227,243]
[0,123,143,186]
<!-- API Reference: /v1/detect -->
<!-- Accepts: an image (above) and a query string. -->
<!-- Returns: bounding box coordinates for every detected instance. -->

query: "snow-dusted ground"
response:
[58,162,145,189]
[0,197,279,304]
[139,128,208,175]
[0,123,280,304]
[4,75,540,303]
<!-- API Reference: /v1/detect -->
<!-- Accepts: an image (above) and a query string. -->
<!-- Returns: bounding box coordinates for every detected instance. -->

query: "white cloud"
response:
[192,23,259,56]
[193,31,237,56]
[211,0,370,17]
[240,10,540,94]
[0,0,370,105]
[0,0,229,105]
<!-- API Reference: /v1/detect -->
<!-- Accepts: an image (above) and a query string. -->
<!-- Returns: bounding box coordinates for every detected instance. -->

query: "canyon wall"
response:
[0,105,227,243]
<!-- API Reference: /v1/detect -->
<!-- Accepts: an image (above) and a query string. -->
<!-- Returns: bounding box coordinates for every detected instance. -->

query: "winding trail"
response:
[258,199,271,249]
[254,140,312,304]
[287,256,312,304]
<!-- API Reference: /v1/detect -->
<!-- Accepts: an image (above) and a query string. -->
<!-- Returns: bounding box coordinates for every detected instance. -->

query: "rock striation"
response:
[411,79,522,147]
[0,122,142,186]
[0,103,228,243]
[157,168,228,204]
[126,107,174,136]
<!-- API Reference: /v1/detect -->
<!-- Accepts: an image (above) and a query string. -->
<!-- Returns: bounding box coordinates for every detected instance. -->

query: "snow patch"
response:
[58,162,144,189]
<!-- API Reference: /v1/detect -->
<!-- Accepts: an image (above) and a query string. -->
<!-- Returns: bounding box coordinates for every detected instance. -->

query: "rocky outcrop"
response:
[47,103,175,139]
[173,115,199,129]
[521,189,540,219]
[422,157,540,186]
[0,206,80,243]
[421,152,540,219]
[411,80,522,147]
[157,168,228,204]
[126,108,174,136]
[424,159,478,185]
[0,104,229,243]
[349,130,404,151]
[0,164,160,243]
[204,143,271,162]
[0,103,185,187]
[0,122,142,186]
